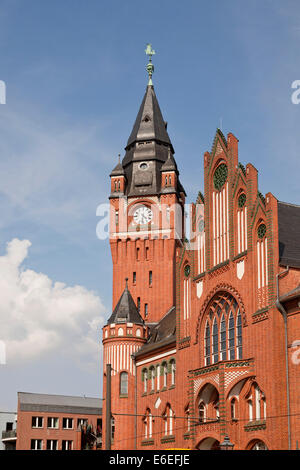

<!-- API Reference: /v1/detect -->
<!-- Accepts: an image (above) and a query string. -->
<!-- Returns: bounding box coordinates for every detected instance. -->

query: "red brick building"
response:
[102,58,300,450]
[16,392,102,450]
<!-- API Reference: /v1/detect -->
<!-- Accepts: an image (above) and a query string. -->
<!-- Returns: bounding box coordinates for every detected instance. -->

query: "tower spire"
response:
[145,43,155,86]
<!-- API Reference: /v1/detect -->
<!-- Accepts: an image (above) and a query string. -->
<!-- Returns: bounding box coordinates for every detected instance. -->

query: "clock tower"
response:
[109,45,186,323]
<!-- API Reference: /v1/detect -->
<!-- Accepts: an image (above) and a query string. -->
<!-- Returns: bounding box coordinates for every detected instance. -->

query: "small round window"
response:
[257,223,266,239]
[139,162,148,170]
[213,163,228,191]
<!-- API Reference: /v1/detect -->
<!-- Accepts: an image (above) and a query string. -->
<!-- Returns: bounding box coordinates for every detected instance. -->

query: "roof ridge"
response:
[18,391,102,400]
[278,200,300,208]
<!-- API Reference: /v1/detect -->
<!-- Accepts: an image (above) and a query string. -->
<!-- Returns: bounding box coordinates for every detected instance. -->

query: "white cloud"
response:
[0,238,106,365]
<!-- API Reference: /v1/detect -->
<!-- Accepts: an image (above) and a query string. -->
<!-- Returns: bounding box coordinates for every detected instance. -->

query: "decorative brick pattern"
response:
[102,92,300,452]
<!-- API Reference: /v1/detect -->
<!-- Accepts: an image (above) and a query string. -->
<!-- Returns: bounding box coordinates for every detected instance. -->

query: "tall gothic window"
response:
[204,322,211,366]
[163,404,174,436]
[236,310,242,359]
[170,359,176,386]
[144,409,153,440]
[120,372,128,396]
[246,382,266,423]
[143,369,148,393]
[212,318,218,364]
[198,402,206,423]
[228,312,235,360]
[202,293,243,365]
[220,314,226,361]
[150,367,155,391]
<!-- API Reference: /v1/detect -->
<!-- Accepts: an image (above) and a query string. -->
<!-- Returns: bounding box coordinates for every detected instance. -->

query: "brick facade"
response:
[102,83,300,450]
[16,392,102,450]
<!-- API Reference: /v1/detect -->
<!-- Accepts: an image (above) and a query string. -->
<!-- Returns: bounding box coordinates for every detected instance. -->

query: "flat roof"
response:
[18,392,102,415]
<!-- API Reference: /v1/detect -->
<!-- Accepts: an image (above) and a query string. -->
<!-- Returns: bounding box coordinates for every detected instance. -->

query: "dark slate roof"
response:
[126,85,173,151]
[278,201,300,268]
[18,392,102,415]
[107,282,144,325]
[161,150,178,173]
[110,161,125,177]
[119,84,185,198]
[135,307,176,357]
[280,284,300,303]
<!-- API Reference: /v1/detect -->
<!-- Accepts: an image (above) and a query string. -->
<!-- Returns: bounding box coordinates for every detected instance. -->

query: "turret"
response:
[102,279,147,449]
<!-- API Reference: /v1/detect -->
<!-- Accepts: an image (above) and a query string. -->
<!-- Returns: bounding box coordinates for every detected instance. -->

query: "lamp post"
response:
[220,434,234,450]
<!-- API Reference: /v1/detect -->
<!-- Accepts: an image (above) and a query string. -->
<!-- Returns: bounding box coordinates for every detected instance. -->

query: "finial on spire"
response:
[125,277,128,288]
[145,43,155,86]
[118,153,121,164]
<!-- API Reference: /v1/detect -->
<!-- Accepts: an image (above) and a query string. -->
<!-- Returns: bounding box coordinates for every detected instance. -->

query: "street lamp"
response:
[220,434,234,450]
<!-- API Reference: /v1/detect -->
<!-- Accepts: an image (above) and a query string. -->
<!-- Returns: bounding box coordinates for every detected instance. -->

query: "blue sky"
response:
[0,0,299,410]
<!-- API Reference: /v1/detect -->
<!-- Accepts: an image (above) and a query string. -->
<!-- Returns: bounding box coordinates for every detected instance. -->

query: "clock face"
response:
[133,206,153,225]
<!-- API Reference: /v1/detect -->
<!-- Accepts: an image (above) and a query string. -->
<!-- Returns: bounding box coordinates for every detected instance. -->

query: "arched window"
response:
[236,310,242,359]
[231,398,236,420]
[163,404,174,436]
[150,367,155,391]
[236,191,247,254]
[248,399,253,422]
[144,409,153,440]
[246,382,266,422]
[162,362,168,388]
[214,400,219,420]
[220,314,226,361]
[156,364,160,391]
[198,402,206,423]
[143,369,148,394]
[204,322,211,366]
[228,312,235,360]
[251,440,268,450]
[120,372,128,396]
[256,221,268,309]
[202,293,243,365]
[255,384,261,420]
[185,405,190,433]
[212,318,218,363]
[170,359,176,386]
